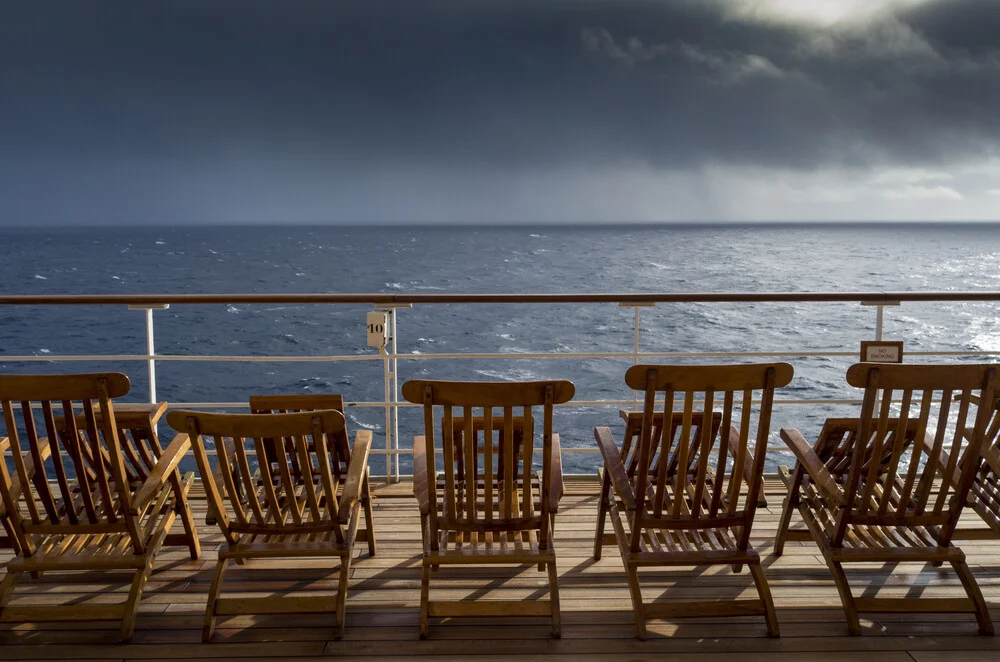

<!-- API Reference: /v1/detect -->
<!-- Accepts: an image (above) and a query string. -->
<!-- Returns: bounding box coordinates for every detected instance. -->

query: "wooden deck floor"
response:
[3,478,1000,661]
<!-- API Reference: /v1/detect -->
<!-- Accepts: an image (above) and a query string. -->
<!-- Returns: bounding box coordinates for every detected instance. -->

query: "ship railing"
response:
[1,291,998,481]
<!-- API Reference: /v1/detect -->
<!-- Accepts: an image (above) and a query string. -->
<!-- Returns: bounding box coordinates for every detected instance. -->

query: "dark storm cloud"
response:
[1,0,999,223]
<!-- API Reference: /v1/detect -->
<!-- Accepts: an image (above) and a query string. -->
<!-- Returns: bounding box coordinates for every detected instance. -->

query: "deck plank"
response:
[2,480,999,659]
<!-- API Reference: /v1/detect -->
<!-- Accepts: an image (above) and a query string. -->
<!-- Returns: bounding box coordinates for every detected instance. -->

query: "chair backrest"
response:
[249,394,352,478]
[400,379,575,550]
[56,402,168,487]
[166,408,349,543]
[837,363,998,546]
[624,363,793,550]
[0,373,138,554]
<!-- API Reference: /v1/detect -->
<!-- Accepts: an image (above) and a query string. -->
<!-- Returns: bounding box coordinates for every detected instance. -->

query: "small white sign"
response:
[861,341,903,363]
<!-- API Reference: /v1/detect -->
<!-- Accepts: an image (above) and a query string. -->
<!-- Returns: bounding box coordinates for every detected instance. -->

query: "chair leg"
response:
[547,559,561,638]
[0,568,20,614]
[624,562,647,640]
[203,557,230,642]
[826,558,862,635]
[419,562,431,639]
[952,559,994,635]
[171,472,201,561]
[121,560,153,642]
[774,497,797,559]
[334,553,353,640]
[774,470,803,558]
[362,470,377,557]
[593,470,611,560]
[748,560,780,637]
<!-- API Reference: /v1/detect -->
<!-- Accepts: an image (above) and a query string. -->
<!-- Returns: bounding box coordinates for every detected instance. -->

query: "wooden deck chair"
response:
[249,394,376,556]
[594,408,771,559]
[594,363,793,639]
[166,408,372,641]
[774,417,924,554]
[401,379,574,639]
[0,373,199,641]
[779,363,997,635]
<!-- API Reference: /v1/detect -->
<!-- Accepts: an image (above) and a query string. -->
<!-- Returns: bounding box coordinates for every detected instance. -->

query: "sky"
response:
[1,0,999,225]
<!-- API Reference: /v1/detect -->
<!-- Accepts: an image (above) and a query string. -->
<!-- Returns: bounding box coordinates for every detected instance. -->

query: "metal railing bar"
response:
[3,350,995,365]
[136,398,869,409]
[3,290,1000,306]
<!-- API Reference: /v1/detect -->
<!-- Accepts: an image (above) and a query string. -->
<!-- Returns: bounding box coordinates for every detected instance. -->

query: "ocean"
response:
[2,224,999,475]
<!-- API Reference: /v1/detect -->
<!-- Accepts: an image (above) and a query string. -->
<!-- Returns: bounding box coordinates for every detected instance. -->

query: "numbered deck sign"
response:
[860,340,903,363]
[367,311,389,348]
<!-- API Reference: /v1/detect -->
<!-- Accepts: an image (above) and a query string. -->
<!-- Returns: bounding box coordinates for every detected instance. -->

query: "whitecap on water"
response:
[475,368,540,381]
[39,349,50,354]
[155,240,165,245]
[295,272,306,277]
[347,413,377,430]
[34,274,47,280]
[385,282,403,290]
[226,305,240,314]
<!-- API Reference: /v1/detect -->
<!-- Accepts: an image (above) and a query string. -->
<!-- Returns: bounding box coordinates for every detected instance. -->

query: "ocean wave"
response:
[34,274,46,280]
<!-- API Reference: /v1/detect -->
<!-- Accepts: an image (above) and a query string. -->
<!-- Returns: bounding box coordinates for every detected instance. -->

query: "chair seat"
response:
[12,529,148,570]
[797,488,956,559]
[222,529,354,559]
[10,483,177,571]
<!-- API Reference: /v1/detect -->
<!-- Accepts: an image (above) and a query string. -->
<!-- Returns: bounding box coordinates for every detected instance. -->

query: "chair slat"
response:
[935,391,969,516]
[726,388,753,516]
[463,406,475,523]
[709,391,734,517]
[230,435,265,525]
[652,388,673,517]
[20,401,58,522]
[82,399,118,523]
[215,434,249,528]
[443,406,456,522]
[484,406,494,523]
[253,436,284,525]
[521,404,533,521]
[672,391,695,518]
[691,389,715,518]
[296,433,323,523]
[41,401,76,524]
[503,406,515,520]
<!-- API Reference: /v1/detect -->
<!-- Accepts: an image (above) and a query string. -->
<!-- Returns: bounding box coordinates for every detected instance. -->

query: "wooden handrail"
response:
[2,291,1000,306]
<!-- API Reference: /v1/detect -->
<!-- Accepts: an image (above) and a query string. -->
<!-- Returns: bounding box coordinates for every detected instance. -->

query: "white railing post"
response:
[861,300,900,342]
[619,302,655,409]
[375,304,411,483]
[129,304,169,404]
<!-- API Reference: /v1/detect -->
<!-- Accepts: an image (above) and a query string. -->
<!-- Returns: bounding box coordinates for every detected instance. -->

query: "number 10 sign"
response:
[367,311,389,348]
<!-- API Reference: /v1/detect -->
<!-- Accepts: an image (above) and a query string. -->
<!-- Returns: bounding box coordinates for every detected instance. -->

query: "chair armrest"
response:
[727,425,757,487]
[338,429,373,525]
[780,427,845,507]
[131,433,190,514]
[412,435,431,516]
[547,433,564,513]
[595,426,636,511]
